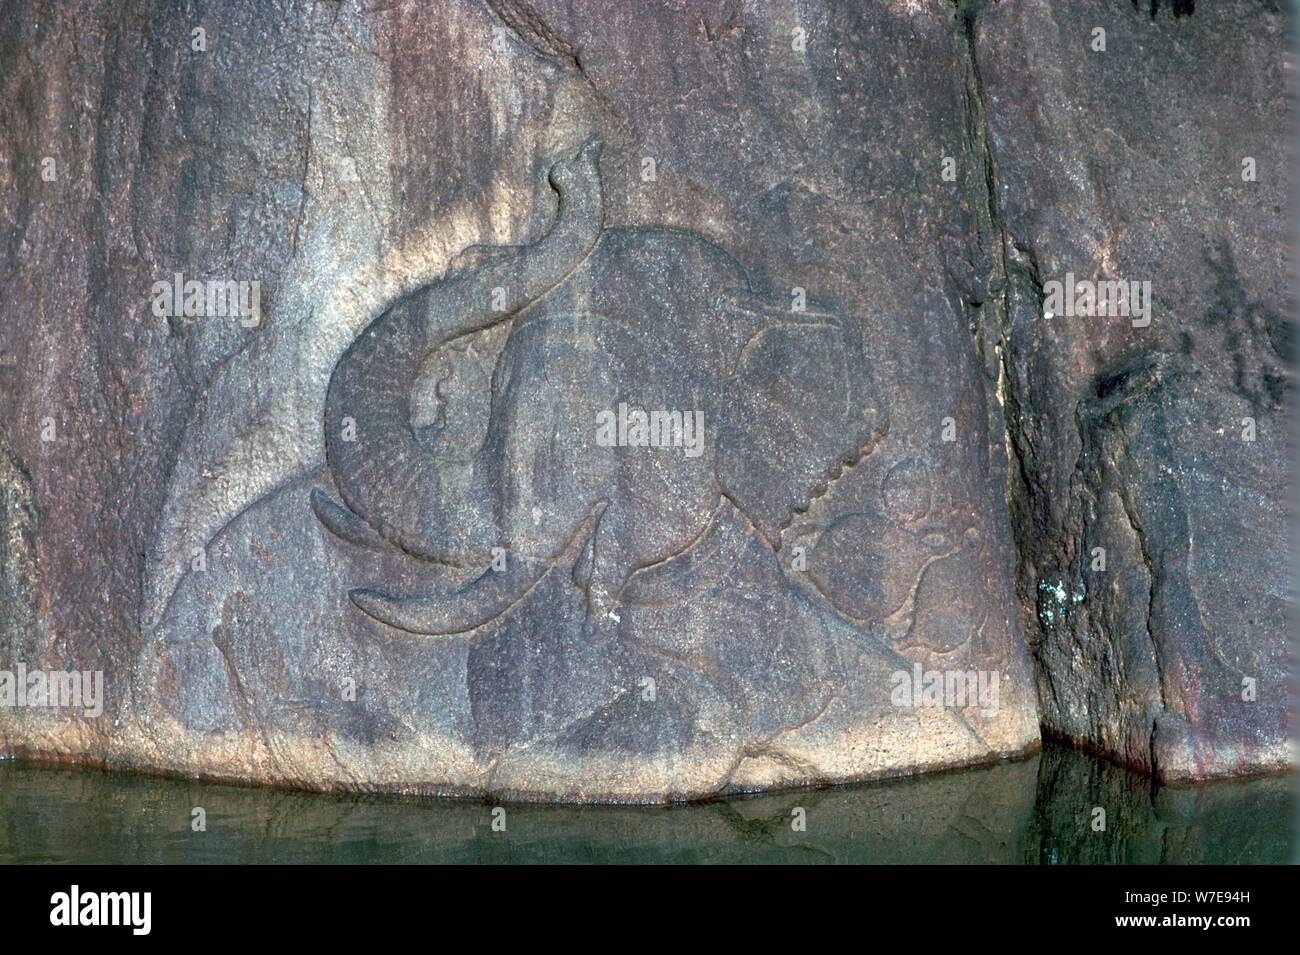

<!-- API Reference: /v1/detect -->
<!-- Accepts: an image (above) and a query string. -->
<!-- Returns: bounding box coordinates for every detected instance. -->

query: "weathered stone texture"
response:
[0,0,1290,801]
[976,0,1292,779]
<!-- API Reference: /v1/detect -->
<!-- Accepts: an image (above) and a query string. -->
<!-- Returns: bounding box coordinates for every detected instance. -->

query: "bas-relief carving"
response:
[314,141,869,627]
[144,141,1021,790]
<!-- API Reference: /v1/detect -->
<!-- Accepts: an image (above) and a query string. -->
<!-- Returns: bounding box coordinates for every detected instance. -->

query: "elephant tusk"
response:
[310,487,388,550]
[348,500,608,635]
[349,557,554,636]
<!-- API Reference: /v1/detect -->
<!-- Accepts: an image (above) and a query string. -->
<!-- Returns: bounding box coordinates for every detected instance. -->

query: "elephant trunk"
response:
[324,140,604,564]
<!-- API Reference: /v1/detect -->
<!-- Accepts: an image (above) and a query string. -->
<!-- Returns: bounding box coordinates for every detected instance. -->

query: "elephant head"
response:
[314,139,881,638]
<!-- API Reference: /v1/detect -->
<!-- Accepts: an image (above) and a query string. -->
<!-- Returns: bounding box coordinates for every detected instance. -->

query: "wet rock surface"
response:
[0,0,1289,801]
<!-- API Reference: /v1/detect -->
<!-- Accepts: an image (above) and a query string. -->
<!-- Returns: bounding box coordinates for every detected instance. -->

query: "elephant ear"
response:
[717,292,880,546]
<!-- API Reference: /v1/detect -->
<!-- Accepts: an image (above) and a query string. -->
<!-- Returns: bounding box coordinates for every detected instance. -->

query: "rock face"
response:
[0,0,1288,801]
[974,0,1293,780]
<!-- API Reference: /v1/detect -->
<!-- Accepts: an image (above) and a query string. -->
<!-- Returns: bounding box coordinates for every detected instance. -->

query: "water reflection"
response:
[0,743,1291,864]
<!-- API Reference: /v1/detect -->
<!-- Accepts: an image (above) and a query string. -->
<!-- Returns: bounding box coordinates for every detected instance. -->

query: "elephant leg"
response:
[578,507,646,640]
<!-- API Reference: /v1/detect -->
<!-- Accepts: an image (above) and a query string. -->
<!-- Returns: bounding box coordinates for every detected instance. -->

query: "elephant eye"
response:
[409,325,511,454]
[408,353,450,432]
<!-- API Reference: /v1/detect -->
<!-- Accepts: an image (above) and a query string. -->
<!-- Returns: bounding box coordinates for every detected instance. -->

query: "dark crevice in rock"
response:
[1133,0,1197,19]
[952,0,1117,773]
[0,427,42,756]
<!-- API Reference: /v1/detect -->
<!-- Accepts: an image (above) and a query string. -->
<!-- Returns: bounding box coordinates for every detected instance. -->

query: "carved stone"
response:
[0,0,1285,801]
[122,135,1038,801]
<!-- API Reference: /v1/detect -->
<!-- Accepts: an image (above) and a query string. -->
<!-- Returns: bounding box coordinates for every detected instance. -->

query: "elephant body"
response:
[315,141,878,636]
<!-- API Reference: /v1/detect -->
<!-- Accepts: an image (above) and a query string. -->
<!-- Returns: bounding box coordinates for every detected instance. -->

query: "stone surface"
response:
[0,0,1289,802]
[974,0,1293,780]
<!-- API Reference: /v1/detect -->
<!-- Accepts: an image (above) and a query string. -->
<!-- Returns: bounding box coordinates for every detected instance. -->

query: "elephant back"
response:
[529,226,752,371]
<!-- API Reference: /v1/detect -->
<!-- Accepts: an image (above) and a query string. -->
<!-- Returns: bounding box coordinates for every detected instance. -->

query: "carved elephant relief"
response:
[313,140,881,641]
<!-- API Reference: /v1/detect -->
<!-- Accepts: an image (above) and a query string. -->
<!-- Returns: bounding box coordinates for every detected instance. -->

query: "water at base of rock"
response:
[0,742,1289,864]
